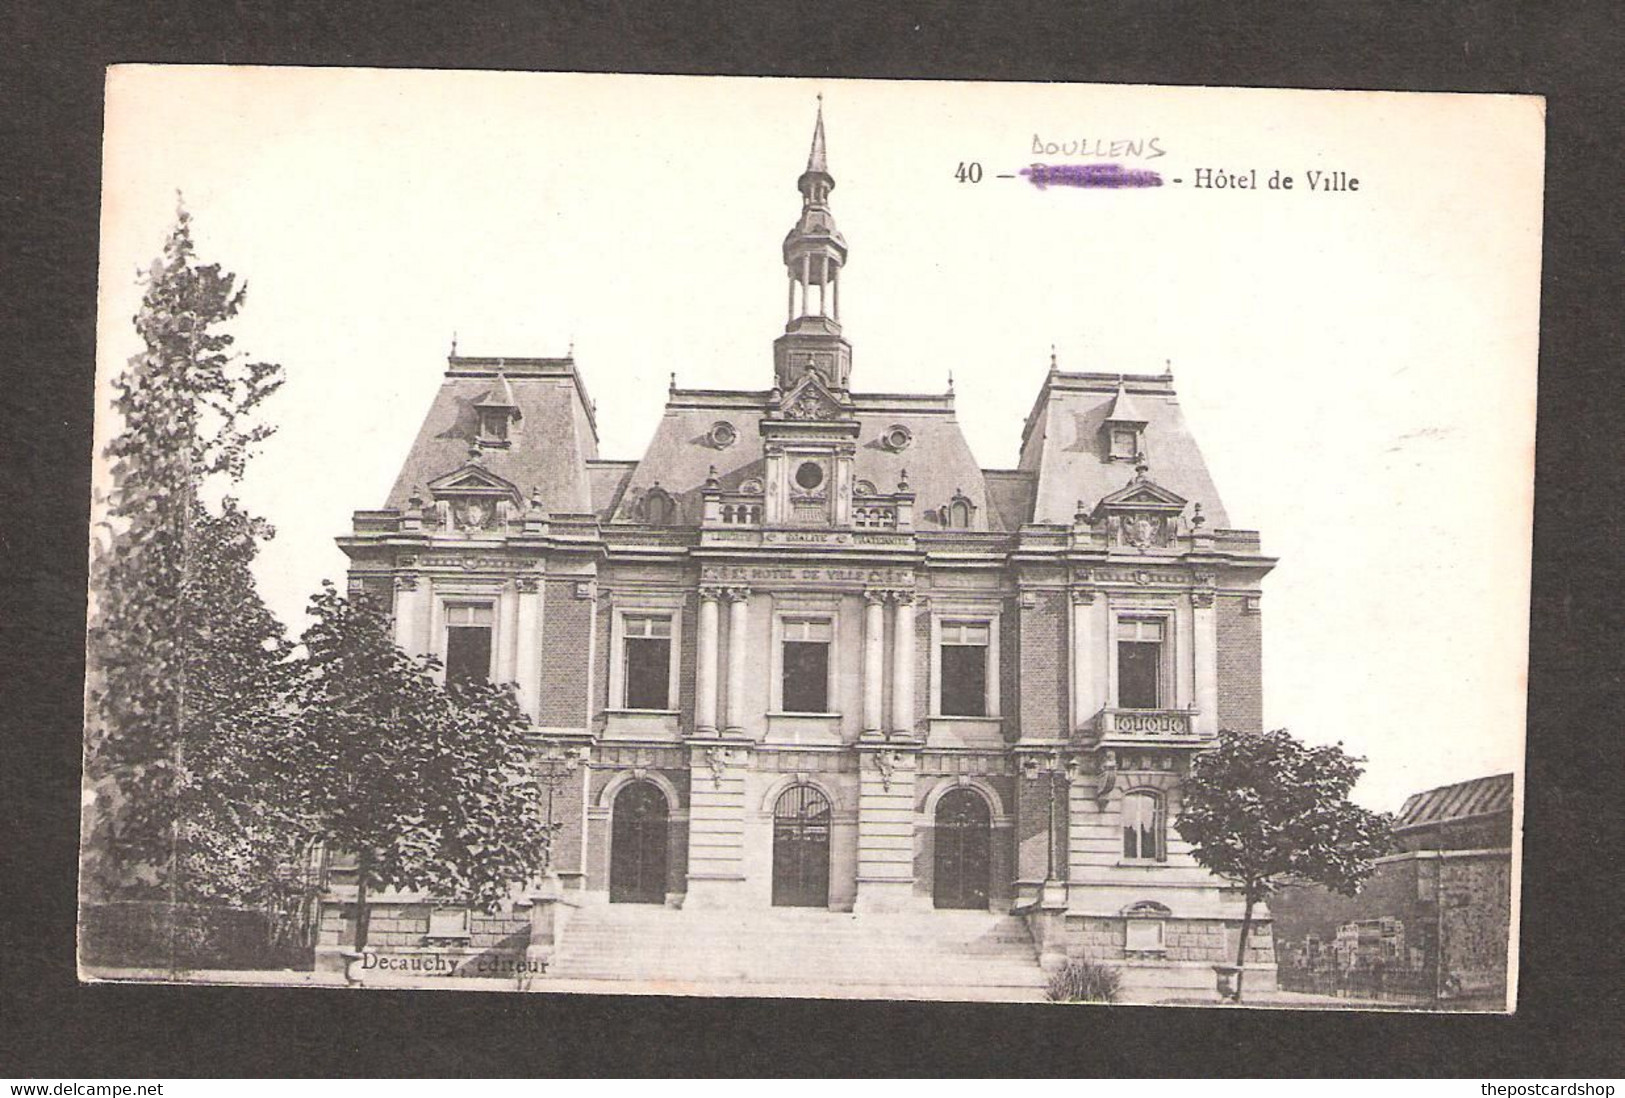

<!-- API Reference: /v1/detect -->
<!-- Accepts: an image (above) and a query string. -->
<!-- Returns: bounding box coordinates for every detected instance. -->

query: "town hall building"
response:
[321,106,1279,996]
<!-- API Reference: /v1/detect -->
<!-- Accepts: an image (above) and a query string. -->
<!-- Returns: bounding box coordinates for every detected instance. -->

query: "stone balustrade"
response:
[1088,707,1208,746]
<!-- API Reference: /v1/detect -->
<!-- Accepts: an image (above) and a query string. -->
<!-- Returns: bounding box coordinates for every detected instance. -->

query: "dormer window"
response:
[642,486,676,525]
[1102,380,1150,462]
[479,407,511,443]
[940,489,976,529]
[474,373,520,447]
[1109,425,1141,461]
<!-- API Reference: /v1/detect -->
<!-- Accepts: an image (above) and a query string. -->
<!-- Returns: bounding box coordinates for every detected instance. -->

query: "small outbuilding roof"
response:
[1396,773,1514,831]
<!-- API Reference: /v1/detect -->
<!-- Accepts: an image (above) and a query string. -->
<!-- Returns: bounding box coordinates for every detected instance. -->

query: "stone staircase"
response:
[544,903,1049,1001]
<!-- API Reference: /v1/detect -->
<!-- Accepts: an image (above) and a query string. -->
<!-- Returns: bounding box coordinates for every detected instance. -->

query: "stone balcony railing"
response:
[1085,707,1211,748]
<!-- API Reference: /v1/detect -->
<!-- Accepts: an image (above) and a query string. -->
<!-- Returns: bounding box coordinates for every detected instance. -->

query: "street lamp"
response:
[535,743,588,870]
[1021,748,1081,900]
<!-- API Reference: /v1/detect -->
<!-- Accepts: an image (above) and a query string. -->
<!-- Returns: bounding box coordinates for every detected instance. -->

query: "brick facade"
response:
[539,579,593,728]
[1015,589,1069,740]
[1216,594,1263,731]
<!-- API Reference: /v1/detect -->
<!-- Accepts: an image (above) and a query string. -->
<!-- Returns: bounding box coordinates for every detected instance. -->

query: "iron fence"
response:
[1277,961,1437,1001]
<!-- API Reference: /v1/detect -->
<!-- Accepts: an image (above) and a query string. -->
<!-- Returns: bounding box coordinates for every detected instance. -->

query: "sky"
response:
[94,69,1544,813]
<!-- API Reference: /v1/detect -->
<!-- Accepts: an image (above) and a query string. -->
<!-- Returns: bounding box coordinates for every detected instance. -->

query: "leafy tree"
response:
[290,584,551,952]
[167,498,303,907]
[1177,728,1394,1001]
[85,202,286,901]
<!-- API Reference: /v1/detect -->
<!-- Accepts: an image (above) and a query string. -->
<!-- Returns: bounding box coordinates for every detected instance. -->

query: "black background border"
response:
[5,0,1623,1079]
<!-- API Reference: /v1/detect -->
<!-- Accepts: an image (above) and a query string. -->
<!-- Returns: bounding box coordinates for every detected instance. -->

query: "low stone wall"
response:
[1017,904,1278,998]
[1062,914,1276,997]
[1064,914,1274,966]
[315,902,532,978]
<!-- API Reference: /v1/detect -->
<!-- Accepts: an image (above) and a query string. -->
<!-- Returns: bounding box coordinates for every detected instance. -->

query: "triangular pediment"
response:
[779,372,850,421]
[427,463,522,501]
[1094,475,1187,513]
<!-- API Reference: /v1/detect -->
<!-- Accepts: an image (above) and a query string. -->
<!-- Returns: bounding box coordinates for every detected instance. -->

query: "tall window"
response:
[940,621,990,717]
[1117,618,1164,709]
[623,614,673,710]
[445,603,494,686]
[1122,791,1166,861]
[781,618,832,713]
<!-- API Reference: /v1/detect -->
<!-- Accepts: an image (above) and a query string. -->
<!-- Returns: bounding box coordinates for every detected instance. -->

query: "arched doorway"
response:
[610,781,669,904]
[772,784,831,908]
[934,787,992,909]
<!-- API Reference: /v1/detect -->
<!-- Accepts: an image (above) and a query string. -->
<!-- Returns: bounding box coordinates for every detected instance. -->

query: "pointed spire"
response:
[806,94,828,176]
[796,96,835,204]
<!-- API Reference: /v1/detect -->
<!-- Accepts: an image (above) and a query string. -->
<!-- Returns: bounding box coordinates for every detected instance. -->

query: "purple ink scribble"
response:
[1020,162,1163,190]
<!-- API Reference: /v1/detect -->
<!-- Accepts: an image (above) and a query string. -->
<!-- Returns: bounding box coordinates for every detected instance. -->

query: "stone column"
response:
[890,591,916,737]
[514,576,541,723]
[1070,586,1096,734]
[392,574,421,656]
[496,583,519,685]
[696,586,722,734]
[862,590,886,737]
[724,587,750,734]
[1193,585,1219,736]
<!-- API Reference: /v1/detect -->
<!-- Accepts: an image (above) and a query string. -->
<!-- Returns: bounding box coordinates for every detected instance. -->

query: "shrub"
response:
[79,900,311,970]
[1045,959,1123,1004]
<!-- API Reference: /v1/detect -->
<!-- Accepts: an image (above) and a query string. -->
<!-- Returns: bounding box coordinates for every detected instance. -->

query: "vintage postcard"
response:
[83,69,1542,1009]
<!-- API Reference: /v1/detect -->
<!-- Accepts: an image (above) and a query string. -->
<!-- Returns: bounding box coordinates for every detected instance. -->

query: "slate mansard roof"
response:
[609,387,1005,531]
[1017,369,1232,528]
[378,357,1244,537]
[385,356,600,514]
